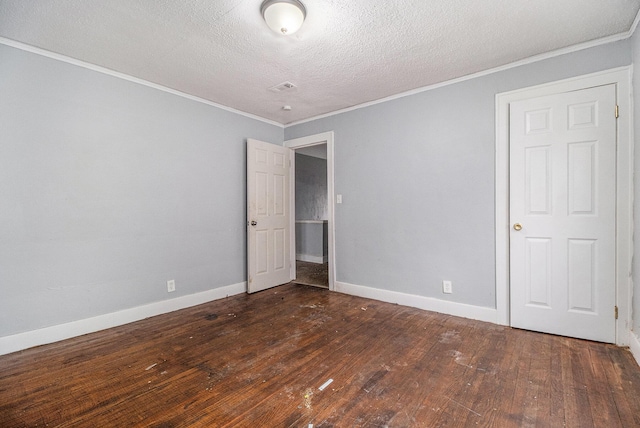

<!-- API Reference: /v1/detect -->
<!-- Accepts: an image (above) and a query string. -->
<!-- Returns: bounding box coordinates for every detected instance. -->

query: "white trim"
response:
[286,32,632,128]
[285,132,336,291]
[289,150,297,283]
[495,66,633,346]
[2,27,634,130]
[335,281,498,324]
[296,220,328,224]
[296,254,328,264]
[0,282,246,356]
[630,332,640,367]
[630,7,640,37]
[0,37,283,128]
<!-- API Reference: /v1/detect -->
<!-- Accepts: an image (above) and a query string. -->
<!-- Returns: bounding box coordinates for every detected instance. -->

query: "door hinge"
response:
[615,306,619,320]
[615,105,619,119]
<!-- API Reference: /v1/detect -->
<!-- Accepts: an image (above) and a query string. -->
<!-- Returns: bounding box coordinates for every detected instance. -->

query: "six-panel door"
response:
[247,139,292,293]
[509,84,617,343]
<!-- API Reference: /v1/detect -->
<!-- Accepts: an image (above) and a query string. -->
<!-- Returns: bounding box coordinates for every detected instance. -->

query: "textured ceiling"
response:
[0,0,639,125]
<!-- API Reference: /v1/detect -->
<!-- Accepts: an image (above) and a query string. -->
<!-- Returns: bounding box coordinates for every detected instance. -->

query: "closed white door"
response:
[509,84,617,343]
[247,139,292,293]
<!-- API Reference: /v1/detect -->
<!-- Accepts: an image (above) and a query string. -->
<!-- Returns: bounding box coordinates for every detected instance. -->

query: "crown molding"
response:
[286,29,634,128]
[2,13,637,132]
[0,37,284,128]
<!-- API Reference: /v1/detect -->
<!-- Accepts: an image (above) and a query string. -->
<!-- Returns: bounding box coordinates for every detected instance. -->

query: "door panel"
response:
[525,237,551,307]
[568,141,596,214]
[567,239,596,312]
[247,139,292,293]
[509,84,616,343]
[525,146,551,214]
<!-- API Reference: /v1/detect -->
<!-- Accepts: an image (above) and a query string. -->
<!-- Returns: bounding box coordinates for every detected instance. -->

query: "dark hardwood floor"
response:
[1,283,639,427]
[294,260,329,288]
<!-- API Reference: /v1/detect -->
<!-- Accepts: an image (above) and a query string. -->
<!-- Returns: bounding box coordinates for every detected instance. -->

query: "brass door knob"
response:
[513,223,522,231]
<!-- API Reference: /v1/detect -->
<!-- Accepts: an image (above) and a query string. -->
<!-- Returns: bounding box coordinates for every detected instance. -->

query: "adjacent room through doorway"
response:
[293,144,329,288]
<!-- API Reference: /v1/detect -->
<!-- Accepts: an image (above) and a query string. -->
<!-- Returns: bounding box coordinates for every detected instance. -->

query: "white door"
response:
[247,139,292,293]
[509,84,617,343]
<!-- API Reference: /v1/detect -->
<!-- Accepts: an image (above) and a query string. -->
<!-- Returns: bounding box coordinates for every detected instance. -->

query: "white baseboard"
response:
[629,330,640,367]
[0,282,246,356]
[296,254,327,264]
[335,281,498,324]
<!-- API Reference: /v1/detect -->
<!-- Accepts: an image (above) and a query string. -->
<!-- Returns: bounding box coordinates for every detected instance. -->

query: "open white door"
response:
[247,139,292,293]
[509,84,616,343]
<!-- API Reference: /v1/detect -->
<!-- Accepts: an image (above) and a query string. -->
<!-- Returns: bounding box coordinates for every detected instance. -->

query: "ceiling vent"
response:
[269,81,297,92]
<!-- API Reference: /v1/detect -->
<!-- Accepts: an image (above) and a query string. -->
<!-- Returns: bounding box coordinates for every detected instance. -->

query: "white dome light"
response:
[261,0,306,36]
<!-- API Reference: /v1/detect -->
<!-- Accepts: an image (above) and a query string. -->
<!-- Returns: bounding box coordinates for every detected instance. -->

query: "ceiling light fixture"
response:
[261,0,306,36]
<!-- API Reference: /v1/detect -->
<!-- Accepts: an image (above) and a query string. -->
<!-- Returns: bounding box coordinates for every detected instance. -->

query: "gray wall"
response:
[295,222,327,259]
[0,44,283,337]
[3,34,636,339]
[285,39,632,309]
[295,153,328,221]
[633,30,640,334]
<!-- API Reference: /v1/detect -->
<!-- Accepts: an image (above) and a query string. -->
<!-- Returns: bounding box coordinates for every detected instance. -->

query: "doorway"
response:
[285,132,336,291]
[293,146,329,288]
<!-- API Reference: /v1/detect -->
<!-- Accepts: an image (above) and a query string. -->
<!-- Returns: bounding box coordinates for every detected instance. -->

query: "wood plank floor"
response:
[1,283,639,427]
[294,261,329,288]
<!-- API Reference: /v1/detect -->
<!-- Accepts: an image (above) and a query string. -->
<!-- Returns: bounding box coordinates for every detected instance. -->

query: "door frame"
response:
[495,67,632,345]
[285,131,336,291]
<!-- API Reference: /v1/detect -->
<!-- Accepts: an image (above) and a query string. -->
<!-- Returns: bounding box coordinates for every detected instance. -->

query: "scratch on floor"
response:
[439,330,461,344]
[449,350,473,369]
[446,396,482,417]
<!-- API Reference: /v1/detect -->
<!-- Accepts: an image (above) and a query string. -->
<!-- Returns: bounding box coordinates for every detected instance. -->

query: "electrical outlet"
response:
[442,280,453,294]
[167,279,176,293]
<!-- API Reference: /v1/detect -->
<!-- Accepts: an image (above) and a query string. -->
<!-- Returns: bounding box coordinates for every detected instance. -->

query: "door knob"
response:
[513,223,522,231]
[251,221,257,226]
